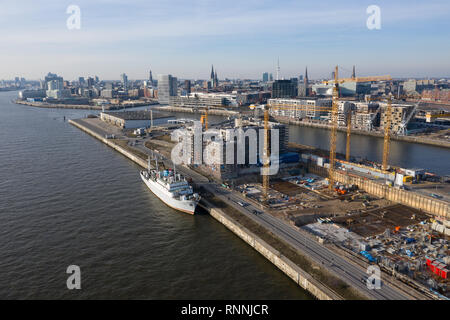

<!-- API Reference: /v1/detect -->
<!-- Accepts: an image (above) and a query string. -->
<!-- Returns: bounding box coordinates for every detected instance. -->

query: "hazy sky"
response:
[1,0,449,80]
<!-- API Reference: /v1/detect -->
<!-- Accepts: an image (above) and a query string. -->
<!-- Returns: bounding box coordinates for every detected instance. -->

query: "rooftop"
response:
[101,110,174,121]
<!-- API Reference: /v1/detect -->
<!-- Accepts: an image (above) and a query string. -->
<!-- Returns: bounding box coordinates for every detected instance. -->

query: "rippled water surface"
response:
[0,91,312,299]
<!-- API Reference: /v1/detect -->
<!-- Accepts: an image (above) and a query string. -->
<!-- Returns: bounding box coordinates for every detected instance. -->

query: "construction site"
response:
[69,66,449,300]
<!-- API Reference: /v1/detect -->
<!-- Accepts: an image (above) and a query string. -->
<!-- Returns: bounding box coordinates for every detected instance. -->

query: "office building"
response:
[121,73,128,90]
[272,80,297,98]
[169,92,237,107]
[43,73,63,90]
[268,98,332,119]
[157,74,177,105]
[184,80,191,95]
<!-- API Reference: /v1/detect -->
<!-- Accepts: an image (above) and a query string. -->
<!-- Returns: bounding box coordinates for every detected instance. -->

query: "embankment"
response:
[69,118,344,300]
[152,105,238,117]
[69,119,147,167]
[207,203,342,300]
[15,99,156,110]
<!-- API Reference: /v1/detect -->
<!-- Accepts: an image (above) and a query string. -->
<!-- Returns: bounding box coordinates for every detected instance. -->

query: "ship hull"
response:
[140,172,198,215]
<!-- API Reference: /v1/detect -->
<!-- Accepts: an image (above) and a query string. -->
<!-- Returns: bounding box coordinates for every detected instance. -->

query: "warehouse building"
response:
[100,111,174,129]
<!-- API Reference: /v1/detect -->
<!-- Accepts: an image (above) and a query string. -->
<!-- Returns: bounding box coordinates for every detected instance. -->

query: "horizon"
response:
[1,0,449,80]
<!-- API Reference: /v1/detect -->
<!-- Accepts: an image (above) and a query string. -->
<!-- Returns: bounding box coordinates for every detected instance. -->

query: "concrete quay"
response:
[206,202,341,300]
[68,118,348,299]
[69,117,422,300]
[15,99,156,111]
[151,105,239,117]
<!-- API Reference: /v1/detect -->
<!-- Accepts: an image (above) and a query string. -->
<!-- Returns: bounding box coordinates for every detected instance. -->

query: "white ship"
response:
[140,157,200,215]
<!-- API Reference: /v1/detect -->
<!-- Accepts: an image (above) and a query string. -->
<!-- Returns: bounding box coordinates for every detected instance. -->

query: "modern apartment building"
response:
[157,74,177,105]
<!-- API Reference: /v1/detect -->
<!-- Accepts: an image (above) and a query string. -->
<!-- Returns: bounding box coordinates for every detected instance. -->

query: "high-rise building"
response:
[269,73,273,81]
[262,73,269,82]
[87,77,94,88]
[272,80,297,98]
[121,73,128,90]
[43,73,63,90]
[184,80,191,95]
[157,74,177,105]
[79,77,85,87]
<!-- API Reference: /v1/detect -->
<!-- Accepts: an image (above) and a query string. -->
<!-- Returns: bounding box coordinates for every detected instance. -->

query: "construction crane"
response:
[262,67,391,195]
[382,94,393,171]
[323,68,393,188]
[328,66,340,190]
[322,75,392,85]
[261,104,332,200]
[200,107,209,130]
[425,112,450,122]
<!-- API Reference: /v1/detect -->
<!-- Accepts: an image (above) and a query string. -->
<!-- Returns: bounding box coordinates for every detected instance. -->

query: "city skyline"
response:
[0,0,449,80]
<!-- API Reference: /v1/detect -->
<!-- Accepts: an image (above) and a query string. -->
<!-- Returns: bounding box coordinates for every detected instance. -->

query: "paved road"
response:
[72,118,411,300]
[143,146,412,300]
[200,183,413,300]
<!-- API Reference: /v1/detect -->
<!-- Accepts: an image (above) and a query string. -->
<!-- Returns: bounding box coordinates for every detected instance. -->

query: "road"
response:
[203,183,413,300]
[72,118,412,300]
[142,140,413,300]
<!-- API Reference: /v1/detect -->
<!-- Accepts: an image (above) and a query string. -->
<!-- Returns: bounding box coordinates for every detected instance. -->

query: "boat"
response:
[140,157,200,215]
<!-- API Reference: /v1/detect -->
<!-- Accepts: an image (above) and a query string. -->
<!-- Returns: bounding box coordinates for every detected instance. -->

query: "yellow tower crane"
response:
[200,107,209,130]
[261,104,332,200]
[425,112,450,122]
[261,67,391,196]
[326,67,392,188]
[328,66,340,190]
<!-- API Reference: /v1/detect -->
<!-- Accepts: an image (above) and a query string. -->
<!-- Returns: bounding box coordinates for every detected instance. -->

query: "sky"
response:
[0,0,449,80]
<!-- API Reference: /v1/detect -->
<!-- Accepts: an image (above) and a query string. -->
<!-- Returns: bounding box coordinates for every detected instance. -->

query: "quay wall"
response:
[69,118,342,300]
[69,119,148,168]
[152,105,238,117]
[207,204,342,300]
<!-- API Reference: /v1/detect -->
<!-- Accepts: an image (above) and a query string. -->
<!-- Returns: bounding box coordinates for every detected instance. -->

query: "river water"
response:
[289,126,450,176]
[1,91,447,299]
[162,111,449,176]
[0,91,311,299]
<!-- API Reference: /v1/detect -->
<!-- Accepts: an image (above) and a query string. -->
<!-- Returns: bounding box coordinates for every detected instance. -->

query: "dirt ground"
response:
[332,204,430,237]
